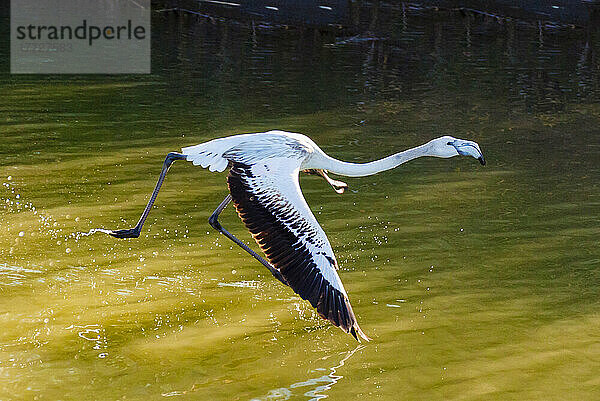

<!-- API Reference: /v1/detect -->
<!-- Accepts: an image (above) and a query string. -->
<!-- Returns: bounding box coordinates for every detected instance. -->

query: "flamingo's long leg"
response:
[304,169,347,194]
[209,194,288,286]
[109,152,187,239]
[316,169,347,194]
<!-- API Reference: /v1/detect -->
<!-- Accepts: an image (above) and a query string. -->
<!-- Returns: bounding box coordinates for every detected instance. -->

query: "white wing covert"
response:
[181,131,312,172]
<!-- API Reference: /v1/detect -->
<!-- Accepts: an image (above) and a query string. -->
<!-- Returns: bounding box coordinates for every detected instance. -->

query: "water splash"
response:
[1,176,64,241]
[68,228,113,241]
[218,280,260,289]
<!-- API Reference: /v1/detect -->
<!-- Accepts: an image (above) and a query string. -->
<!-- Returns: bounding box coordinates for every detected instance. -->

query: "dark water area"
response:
[1,4,600,400]
[152,4,600,116]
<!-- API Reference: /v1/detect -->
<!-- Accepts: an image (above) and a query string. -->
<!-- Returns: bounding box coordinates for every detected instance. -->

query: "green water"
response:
[2,8,600,400]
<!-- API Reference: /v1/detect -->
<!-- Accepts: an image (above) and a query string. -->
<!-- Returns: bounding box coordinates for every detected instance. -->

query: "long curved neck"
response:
[316,143,431,177]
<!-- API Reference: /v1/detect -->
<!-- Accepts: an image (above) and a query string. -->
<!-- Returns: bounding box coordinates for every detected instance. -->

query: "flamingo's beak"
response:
[451,140,485,166]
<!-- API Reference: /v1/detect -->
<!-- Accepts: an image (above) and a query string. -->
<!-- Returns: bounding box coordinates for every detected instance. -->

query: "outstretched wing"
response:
[181,131,312,173]
[227,157,369,341]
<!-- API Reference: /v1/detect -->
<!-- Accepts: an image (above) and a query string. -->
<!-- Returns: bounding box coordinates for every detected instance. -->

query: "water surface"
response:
[1,7,600,400]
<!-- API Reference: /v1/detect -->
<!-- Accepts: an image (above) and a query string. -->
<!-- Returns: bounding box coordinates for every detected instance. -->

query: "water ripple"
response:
[251,345,365,401]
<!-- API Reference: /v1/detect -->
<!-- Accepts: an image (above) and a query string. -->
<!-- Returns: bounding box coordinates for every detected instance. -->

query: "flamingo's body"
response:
[106,130,485,341]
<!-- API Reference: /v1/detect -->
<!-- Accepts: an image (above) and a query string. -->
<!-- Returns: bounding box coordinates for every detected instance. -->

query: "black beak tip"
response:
[478,156,486,166]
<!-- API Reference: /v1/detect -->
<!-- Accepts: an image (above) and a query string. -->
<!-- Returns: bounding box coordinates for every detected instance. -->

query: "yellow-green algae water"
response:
[1,8,600,400]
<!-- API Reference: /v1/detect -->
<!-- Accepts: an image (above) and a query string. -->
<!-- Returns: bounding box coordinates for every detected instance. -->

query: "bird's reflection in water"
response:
[254,344,366,401]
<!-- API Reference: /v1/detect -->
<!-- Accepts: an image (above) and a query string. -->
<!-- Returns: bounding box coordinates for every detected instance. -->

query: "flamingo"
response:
[104,130,485,341]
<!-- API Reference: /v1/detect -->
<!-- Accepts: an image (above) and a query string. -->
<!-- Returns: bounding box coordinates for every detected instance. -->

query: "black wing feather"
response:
[227,163,369,341]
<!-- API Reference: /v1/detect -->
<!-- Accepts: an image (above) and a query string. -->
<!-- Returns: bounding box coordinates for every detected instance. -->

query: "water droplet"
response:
[7,176,12,181]
[18,231,25,237]
[66,248,71,254]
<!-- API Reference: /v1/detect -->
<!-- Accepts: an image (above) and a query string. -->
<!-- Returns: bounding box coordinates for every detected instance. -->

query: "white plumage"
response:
[107,130,485,342]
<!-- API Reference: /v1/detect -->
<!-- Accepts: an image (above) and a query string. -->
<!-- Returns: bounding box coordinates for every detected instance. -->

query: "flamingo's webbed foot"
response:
[109,228,140,239]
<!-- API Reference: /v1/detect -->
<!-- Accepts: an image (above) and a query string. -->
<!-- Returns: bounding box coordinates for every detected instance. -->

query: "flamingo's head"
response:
[428,136,486,165]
